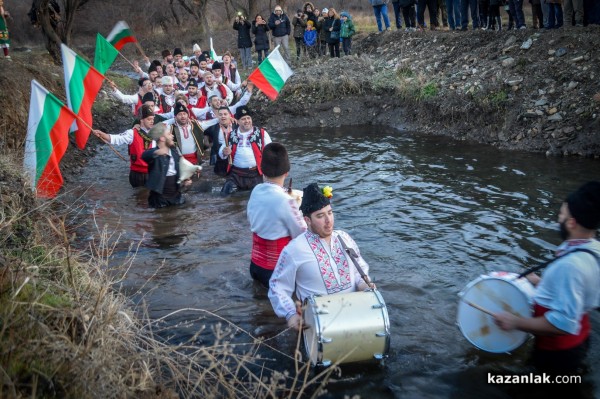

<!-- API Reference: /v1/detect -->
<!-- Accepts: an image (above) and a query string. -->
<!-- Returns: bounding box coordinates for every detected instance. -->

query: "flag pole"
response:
[127,25,147,59]
[75,116,128,163]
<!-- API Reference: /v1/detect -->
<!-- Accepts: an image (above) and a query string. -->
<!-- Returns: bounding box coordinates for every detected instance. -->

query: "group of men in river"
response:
[91,43,600,388]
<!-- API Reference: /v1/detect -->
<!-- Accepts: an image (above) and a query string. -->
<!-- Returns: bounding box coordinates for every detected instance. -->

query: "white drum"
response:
[303,290,390,367]
[457,271,536,353]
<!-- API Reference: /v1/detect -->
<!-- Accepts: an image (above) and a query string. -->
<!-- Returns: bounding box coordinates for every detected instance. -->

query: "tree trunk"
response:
[170,0,182,26]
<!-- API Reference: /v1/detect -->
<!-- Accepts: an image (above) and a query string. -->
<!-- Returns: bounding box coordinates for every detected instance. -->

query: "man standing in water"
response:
[494,181,600,376]
[141,122,192,208]
[269,183,374,330]
[247,143,307,287]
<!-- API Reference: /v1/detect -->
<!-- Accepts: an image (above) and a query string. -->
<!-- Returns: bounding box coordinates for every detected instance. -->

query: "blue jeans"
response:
[392,1,403,28]
[373,4,391,31]
[507,0,526,28]
[461,0,480,28]
[446,0,462,29]
[547,3,563,28]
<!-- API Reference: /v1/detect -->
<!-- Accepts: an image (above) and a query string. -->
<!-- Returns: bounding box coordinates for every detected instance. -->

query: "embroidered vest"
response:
[227,127,266,174]
[170,122,204,160]
[128,128,152,173]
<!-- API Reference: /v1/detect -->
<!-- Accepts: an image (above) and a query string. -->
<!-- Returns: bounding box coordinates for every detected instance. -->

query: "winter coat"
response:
[252,21,270,51]
[323,17,341,44]
[303,2,318,25]
[233,19,252,48]
[268,12,291,37]
[292,15,307,38]
[340,19,356,39]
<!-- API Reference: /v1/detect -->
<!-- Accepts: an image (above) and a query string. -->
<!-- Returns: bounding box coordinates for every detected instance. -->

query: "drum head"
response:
[457,277,532,353]
[302,296,320,366]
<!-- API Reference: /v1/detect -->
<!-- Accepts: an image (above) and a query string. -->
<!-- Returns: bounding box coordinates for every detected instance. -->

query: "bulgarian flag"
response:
[24,80,77,199]
[248,46,293,100]
[106,21,137,51]
[209,37,220,61]
[61,43,105,150]
[94,33,119,74]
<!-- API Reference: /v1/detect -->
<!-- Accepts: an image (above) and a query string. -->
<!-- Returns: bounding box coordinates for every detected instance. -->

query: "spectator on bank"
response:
[479,0,489,28]
[292,9,307,60]
[418,0,439,30]
[506,1,516,29]
[391,0,404,29]
[268,5,291,62]
[529,0,544,28]
[488,0,502,29]
[340,11,356,56]
[304,20,318,58]
[446,0,462,29]
[507,0,527,28]
[324,8,341,58]
[437,0,449,28]
[303,2,318,25]
[252,14,270,65]
[563,0,583,26]
[583,0,600,25]
[316,8,328,56]
[546,0,564,28]
[399,0,418,30]
[233,14,253,70]
[460,0,480,30]
[369,0,392,31]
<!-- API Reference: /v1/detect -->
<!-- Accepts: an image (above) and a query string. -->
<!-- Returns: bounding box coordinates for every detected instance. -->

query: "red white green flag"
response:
[94,33,119,74]
[61,43,105,149]
[24,80,77,199]
[247,46,293,100]
[106,21,137,51]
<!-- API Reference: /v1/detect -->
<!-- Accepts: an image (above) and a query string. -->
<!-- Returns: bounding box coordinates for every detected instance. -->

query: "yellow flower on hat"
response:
[322,186,333,199]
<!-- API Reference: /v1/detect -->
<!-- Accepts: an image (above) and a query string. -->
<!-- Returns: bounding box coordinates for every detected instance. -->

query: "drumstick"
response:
[461,298,495,317]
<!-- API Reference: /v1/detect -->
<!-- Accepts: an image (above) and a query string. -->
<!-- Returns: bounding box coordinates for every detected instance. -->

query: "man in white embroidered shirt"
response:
[268,183,373,330]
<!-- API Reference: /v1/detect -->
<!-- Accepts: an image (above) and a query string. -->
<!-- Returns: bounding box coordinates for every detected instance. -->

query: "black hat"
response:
[566,181,600,230]
[190,59,199,68]
[187,79,198,88]
[300,183,331,216]
[174,101,188,116]
[151,59,162,67]
[138,77,150,87]
[139,104,154,120]
[198,54,207,63]
[148,63,158,74]
[211,61,221,70]
[173,47,183,57]
[161,49,172,58]
[261,143,290,178]
[202,50,211,58]
[235,105,252,120]
[141,92,155,104]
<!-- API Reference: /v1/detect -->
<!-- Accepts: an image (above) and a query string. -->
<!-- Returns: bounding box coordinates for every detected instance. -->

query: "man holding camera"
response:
[233,13,253,70]
[268,5,291,62]
[292,9,307,61]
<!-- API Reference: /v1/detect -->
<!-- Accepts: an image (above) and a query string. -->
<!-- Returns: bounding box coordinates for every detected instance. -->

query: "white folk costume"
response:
[201,82,234,105]
[268,229,370,320]
[247,182,307,279]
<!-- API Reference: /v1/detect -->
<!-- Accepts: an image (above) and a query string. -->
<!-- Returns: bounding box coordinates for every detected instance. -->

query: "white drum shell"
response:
[303,290,390,367]
[457,272,535,353]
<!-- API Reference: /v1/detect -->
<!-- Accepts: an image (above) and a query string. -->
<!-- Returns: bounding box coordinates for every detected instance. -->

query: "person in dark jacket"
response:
[268,5,291,61]
[233,14,253,70]
[142,122,192,208]
[323,8,341,58]
[303,2,318,25]
[252,14,270,64]
[292,8,307,60]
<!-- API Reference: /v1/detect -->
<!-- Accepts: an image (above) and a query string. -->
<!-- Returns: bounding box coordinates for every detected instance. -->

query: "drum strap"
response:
[338,236,372,287]
[517,248,600,279]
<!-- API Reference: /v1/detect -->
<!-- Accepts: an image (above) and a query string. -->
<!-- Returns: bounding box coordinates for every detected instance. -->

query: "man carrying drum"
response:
[268,183,374,330]
[494,181,600,375]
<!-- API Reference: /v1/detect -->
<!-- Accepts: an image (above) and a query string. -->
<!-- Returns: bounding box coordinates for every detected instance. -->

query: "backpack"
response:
[304,29,317,46]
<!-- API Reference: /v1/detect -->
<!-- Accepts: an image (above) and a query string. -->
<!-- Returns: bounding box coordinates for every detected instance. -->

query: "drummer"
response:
[268,183,374,330]
[494,181,600,375]
[246,143,307,287]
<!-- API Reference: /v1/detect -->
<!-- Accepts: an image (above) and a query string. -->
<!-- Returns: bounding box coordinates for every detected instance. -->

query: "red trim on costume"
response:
[128,128,150,173]
[251,233,292,270]
[226,128,265,174]
[182,153,197,164]
[533,303,590,350]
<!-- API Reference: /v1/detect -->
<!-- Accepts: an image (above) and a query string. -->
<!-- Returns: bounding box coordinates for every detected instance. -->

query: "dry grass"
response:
[0,154,340,398]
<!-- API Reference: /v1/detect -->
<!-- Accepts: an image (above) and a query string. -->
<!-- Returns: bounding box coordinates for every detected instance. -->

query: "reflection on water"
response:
[66,125,600,398]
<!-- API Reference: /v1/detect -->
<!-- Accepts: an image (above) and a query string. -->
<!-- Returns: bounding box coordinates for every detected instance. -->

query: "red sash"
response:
[182,153,197,165]
[251,233,292,270]
[533,303,590,350]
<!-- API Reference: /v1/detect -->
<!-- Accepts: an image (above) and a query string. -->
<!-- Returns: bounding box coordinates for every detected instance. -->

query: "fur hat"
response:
[148,122,167,141]
[187,79,198,88]
[161,76,175,85]
[161,49,171,58]
[147,63,158,74]
[235,105,252,120]
[261,143,290,178]
[138,77,150,87]
[300,183,331,216]
[193,43,201,52]
[173,47,183,57]
[210,61,221,70]
[138,104,154,120]
[174,101,188,116]
[190,59,199,68]
[566,181,600,230]
[141,92,155,104]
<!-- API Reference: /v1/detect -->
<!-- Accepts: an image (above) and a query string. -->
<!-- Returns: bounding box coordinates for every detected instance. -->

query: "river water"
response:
[67,125,600,398]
